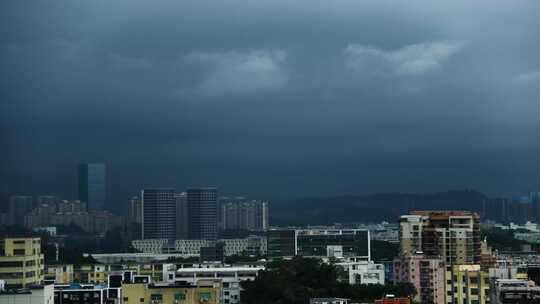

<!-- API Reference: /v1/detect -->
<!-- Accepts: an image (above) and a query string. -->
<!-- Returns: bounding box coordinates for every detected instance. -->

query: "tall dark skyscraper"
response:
[141,189,176,240]
[78,163,106,210]
[187,188,218,240]
[175,192,189,239]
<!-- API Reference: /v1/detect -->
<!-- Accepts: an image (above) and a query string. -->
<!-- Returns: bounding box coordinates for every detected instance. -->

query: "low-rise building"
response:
[0,237,44,289]
[172,265,264,304]
[122,280,221,304]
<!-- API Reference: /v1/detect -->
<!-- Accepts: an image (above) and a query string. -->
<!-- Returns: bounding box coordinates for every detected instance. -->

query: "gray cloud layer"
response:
[1,0,540,207]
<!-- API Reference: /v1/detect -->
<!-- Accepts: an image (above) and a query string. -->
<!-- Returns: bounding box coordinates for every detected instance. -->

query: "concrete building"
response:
[123,280,221,304]
[446,264,489,304]
[399,211,481,265]
[268,229,370,259]
[142,189,176,241]
[0,238,44,289]
[172,265,264,304]
[78,163,106,211]
[220,198,269,231]
[0,284,54,304]
[188,188,218,240]
[335,260,385,285]
[393,254,445,304]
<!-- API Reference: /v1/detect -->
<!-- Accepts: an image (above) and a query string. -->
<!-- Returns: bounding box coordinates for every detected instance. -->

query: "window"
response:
[151,294,163,300]
[13,249,26,255]
[0,261,23,267]
[124,297,129,302]
[174,293,186,300]
[140,298,145,302]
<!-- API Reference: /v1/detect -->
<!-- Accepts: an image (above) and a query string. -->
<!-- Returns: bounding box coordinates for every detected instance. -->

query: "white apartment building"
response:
[335,260,385,285]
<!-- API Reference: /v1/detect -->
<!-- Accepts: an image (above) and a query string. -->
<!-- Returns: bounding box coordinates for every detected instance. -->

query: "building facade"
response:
[0,238,44,289]
[142,189,176,241]
[187,188,218,240]
[78,163,106,211]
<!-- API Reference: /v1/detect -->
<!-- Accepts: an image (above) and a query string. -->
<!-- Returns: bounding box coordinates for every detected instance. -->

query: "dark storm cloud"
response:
[1,0,540,208]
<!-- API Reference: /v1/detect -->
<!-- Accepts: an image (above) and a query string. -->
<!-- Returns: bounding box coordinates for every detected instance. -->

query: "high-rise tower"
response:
[78,163,106,210]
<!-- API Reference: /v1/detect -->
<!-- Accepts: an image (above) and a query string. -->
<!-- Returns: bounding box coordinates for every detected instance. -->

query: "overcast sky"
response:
[1,0,540,207]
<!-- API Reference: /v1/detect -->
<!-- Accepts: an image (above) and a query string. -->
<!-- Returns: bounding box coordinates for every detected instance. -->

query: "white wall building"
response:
[335,260,385,285]
[0,285,54,304]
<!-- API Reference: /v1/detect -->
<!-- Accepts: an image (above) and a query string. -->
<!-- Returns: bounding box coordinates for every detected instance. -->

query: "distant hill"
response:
[270,190,486,225]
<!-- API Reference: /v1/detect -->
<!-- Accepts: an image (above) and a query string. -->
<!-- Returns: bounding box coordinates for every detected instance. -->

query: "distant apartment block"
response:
[220,197,269,231]
[8,195,34,225]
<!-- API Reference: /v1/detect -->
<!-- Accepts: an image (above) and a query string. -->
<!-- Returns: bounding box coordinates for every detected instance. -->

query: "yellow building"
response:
[446,264,489,304]
[45,264,74,284]
[0,237,44,288]
[122,280,221,304]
